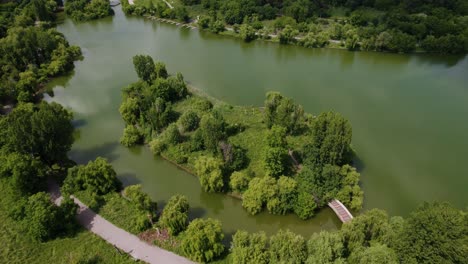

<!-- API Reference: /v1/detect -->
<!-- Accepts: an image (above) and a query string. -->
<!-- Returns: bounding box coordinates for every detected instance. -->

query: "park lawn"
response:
[0,179,134,264]
[74,190,149,235]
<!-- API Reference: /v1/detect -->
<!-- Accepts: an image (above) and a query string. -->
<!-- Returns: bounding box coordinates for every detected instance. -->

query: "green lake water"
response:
[46,7,468,237]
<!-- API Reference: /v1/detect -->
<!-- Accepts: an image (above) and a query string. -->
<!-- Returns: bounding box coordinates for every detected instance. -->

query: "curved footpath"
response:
[48,180,193,264]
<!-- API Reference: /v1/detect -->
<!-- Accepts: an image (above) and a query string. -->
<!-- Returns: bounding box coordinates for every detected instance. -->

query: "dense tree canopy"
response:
[65,0,114,22]
[181,218,225,263]
[0,102,74,164]
[62,157,122,195]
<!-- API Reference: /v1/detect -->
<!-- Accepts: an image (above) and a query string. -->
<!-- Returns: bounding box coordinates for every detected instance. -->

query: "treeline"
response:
[0,0,82,105]
[121,0,190,22]
[0,101,78,241]
[64,0,114,22]
[124,0,468,53]
[230,202,468,264]
[120,55,363,220]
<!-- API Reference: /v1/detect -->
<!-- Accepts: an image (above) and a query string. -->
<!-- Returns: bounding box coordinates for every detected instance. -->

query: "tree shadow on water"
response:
[189,206,207,220]
[69,141,120,164]
[117,172,141,186]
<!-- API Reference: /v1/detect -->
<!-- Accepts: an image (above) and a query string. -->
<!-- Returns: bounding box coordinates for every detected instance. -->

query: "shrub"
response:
[179,110,200,132]
[229,171,251,193]
[181,218,225,263]
[269,229,307,264]
[120,125,143,147]
[165,145,188,164]
[123,184,157,214]
[263,147,288,177]
[294,191,317,220]
[160,194,189,235]
[194,156,224,192]
[149,138,166,155]
[162,123,181,145]
[231,230,269,264]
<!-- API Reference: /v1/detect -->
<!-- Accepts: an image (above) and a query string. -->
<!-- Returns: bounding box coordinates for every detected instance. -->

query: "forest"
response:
[123,0,468,53]
[64,0,114,22]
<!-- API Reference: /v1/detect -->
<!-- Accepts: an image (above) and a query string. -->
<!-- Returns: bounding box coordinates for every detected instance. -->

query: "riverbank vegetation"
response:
[122,0,468,54]
[0,0,82,106]
[120,54,363,220]
[65,0,114,22]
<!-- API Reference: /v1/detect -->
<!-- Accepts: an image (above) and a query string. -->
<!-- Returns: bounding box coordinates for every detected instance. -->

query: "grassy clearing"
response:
[0,179,134,264]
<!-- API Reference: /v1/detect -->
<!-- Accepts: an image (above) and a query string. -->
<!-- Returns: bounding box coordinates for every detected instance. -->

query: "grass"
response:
[74,190,149,235]
[165,91,311,181]
[0,179,134,264]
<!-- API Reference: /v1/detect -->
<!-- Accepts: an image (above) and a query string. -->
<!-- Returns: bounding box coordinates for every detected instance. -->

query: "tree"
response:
[242,176,277,215]
[179,110,200,132]
[267,176,297,215]
[62,157,121,195]
[145,97,174,133]
[119,97,140,125]
[279,25,298,44]
[294,191,317,220]
[396,202,468,264]
[120,125,142,147]
[154,61,168,79]
[345,34,360,51]
[348,244,398,264]
[161,123,181,145]
[181,218,225,263]
[269,229,307,264]
[341,209,393,254]
[194,155,224,192]
[0,152,47,195]
[229,171,251,193]
[0,102,74,164]
[240,24,257,42]
[265,125,287,148]
[264,92,304,133]
[307,231,344,264]
[199,112,226,153]
[302,32,330,48]
[160,194,189,235]
[132,55,155,82]
[231,230,269,264]
[303,111,352,168]
[123,184,156,214]
[335,165,363,211]
[263,147,288,177]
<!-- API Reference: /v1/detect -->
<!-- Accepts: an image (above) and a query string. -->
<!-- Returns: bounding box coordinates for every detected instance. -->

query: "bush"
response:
[179,110,200,132]
[123,184,157,214]
[120,125,143,147]
[239,24,257,42]
[162,123,181,145]
[149,138,166,155]
[294,191,317,220]
[165,145,188,164]
[62,157,121,195]
[269,229,307,264]
[231,230,269,264]
[242,176,277,215]
[181,218,225,263]
[229,171,251,193]
[160,194,189,235]
[263,147,288,177]
[194,156,224,192]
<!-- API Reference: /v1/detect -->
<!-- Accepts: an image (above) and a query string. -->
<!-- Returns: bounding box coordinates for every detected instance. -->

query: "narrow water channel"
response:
[46,7,468,237]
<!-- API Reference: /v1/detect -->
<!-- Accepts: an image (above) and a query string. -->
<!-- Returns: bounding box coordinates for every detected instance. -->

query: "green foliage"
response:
[220,142,248,172]
[62,157,121,195]
[149,137,166,154]
[194,155,224,192]
[162,123,181,145]
[160,194,189,235]
[396,202,468,264]
[239,24,257,42]
[0,102,74,164]
[348,243,398,264]
[269,229,307,264]
[210,20,225,34]
[123,184,157,214]
[199,111,226,153]
[120,125,143,147]
[264,92,304,133]
[132,54,155,82]
[302,32,330,48]
[242,176,277,215]
[279,25,299,44]
[119,97,140,125]
[335,165,363,211]
[13,192,78,242]
[267,176,297,215]
[231,230,269,264]
[304,111,352,168]
[307,231,344,264]
[181,218,225,263]
[178,110,200,132]
[65,0,113,21]
[265,125,287,148]
[294,191,317,220]
[263,147,288,178]
[0,152,47,195]
[229,171,251,193]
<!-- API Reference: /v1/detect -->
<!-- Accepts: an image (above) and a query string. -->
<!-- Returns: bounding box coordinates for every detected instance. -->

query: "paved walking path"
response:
[48,180,193,264]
